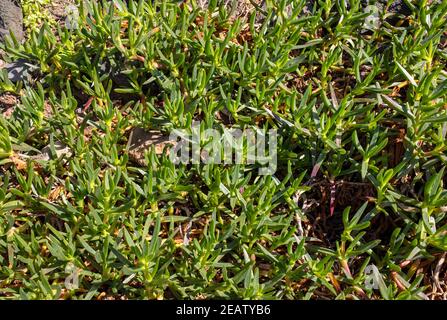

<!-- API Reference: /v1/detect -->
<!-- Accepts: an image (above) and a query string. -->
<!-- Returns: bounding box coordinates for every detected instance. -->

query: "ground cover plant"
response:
[0,0,447,300]
[20,0,54,31]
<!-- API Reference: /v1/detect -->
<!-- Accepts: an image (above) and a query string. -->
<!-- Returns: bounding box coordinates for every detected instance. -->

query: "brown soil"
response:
[0,92,18,118]
[45,0,75,23]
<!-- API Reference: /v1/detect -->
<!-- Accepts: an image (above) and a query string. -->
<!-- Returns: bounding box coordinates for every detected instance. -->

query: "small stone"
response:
[0,0,24,42]
[5,59,36,83]
[33,141,72,161]
[128,127,177,166]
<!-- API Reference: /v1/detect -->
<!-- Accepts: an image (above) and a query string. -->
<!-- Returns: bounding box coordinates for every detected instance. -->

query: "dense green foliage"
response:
[0,0,447,299]
[20,0,55,31]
